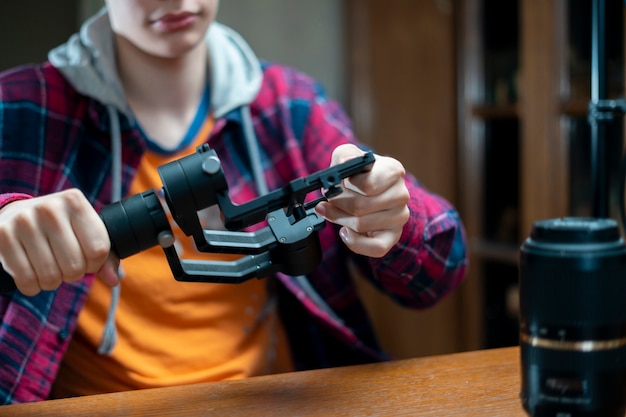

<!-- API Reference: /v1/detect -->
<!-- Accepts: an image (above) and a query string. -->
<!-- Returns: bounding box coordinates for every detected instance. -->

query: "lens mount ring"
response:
[520,332,626,352]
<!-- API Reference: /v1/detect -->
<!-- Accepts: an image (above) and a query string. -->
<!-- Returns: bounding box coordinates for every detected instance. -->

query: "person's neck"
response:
[115,37,208,116]
[114,36,209,148]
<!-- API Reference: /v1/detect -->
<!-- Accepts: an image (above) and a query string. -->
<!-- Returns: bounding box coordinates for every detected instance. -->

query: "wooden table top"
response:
[1,346,527,416]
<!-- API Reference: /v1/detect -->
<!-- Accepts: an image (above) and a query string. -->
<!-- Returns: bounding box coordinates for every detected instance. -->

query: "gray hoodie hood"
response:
[48,7,263,120]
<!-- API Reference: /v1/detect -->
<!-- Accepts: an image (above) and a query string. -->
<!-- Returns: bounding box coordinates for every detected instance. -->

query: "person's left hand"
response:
[314,144,410,258]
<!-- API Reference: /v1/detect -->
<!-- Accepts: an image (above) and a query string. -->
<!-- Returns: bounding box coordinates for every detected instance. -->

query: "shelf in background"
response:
[471,104,519,119]
[560,99,589,117]
[470,238,519,265]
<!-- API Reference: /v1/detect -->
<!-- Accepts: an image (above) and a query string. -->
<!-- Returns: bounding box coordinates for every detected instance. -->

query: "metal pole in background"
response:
[590,0,608,217]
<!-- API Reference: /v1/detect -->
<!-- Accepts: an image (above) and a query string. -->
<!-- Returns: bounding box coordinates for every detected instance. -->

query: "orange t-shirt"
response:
[52,116,292,397]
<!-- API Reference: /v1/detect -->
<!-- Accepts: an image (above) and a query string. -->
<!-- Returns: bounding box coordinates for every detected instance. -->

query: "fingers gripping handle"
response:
[0,189,173,294]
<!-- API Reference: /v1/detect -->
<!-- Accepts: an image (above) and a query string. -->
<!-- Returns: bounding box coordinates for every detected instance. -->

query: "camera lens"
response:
[520,217,626,417]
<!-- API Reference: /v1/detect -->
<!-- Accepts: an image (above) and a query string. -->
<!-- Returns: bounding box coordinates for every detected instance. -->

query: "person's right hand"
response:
[0,188,120,296]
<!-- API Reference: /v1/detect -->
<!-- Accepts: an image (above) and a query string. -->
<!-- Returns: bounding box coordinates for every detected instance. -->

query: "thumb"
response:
[331,144,366,166]
[97,253,121,287]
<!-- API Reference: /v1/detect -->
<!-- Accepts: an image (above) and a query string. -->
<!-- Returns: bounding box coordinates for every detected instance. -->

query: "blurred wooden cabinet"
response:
[345,0,465,359]
[347,0,625,357]
[458,0,625,350]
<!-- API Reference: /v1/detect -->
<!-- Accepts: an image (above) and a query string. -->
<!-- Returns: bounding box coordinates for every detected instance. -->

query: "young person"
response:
[0,0,467,403]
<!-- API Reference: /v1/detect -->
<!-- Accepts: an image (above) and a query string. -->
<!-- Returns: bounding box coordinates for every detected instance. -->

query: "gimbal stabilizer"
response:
[0,145,375,292]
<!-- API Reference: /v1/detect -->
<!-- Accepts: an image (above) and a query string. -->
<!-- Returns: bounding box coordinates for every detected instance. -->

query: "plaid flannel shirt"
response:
[0,62,467,404]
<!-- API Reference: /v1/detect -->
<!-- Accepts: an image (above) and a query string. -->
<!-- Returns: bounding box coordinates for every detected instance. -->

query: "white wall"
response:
[217,0,346,105]
[79,0,104,21]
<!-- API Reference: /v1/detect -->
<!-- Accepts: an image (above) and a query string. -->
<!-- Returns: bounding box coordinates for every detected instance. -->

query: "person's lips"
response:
[151,12,197,31]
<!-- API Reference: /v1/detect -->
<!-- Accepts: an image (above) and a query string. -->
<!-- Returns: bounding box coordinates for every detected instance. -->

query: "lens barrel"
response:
[520,217,626,417]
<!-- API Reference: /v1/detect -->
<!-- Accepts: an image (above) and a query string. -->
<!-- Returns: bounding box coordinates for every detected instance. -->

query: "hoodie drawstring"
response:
[241,106,344,330]
[241,106,344,324]
[98,105,123,355]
